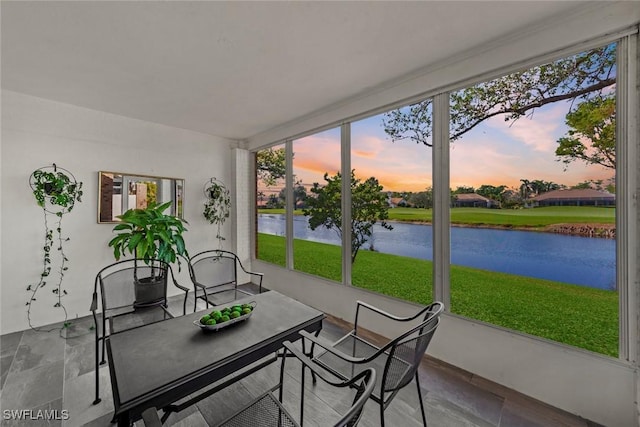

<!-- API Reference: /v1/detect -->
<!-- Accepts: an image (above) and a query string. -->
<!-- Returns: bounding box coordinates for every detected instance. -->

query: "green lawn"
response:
[259,206,615,228]
[257,233,618,357]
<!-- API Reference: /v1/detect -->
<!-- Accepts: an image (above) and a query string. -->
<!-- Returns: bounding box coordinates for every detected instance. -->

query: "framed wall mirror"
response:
[98,171,185,223]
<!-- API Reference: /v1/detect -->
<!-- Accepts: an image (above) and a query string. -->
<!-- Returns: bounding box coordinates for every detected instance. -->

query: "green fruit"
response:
[242,308,252,315]
[230,311,241,319]
[210,310,222,318]
[200,315,211,324]
[242,304,252,309]
[220,315,230,323]
[232,305,242,311]
[206,318,217,326]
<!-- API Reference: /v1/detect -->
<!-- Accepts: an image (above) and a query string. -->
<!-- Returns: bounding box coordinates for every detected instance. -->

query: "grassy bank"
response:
[259,206,615,228]
[257,233,618,357]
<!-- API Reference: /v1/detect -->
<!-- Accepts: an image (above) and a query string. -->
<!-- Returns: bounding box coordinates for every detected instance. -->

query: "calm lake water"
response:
[258,214,616,291]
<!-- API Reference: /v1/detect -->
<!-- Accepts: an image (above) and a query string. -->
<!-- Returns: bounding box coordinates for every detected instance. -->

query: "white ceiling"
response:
[2,1,597,141]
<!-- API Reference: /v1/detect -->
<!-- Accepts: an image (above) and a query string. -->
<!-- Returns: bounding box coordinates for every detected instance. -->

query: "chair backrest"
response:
[96,259,169,312]
[188,250,238,289]
[382,301,443,393]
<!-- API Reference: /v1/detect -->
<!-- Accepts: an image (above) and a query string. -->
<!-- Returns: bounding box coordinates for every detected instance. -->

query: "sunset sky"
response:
[288,99,614,193]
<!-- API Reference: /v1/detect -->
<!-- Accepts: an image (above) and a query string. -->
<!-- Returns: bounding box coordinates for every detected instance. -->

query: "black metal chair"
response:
[188,249,263,311]
[90,259,189,405]
[141,340,376,427]
[300,300,444,427]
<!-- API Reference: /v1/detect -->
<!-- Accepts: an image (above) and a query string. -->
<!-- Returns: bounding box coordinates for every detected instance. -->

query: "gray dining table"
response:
[106,290,324,426]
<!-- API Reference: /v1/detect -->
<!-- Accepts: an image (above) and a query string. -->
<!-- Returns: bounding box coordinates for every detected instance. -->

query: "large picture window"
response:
[447,43,618,356]
[253,36,634,359]
[351,111,434,303]
[293,128,343,281]
[256,144,286,266]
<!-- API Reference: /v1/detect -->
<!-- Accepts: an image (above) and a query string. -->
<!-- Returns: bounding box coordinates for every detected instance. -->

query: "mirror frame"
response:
[98,171,185,223]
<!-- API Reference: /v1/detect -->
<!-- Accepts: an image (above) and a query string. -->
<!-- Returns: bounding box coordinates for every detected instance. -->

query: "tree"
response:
[303,171,392,264]
[266,194,283,209]
[555,95,615,170]
[408,188,433,209]
[572,179,614,192]
[383,45,615,146]
[519,179,533,200]
[476,184,507,203]
[256,147,286,187]
[520,178,562,199]
[278,181,308,209]
[452,186,475,194]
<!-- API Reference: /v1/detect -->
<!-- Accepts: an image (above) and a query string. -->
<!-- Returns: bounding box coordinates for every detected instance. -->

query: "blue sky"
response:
[290,100,614,193]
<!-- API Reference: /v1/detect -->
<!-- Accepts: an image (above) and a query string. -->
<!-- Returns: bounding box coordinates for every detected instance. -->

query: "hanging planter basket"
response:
[203,178,230,247]
[29,164,82,215]
[27,164,83,334]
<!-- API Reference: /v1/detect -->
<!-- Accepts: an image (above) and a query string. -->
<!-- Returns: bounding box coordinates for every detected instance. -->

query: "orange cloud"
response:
[353,149,377,159]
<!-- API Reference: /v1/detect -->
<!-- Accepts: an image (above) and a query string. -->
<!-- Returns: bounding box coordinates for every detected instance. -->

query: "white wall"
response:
[244,3,640,426]
[0,91,235,334]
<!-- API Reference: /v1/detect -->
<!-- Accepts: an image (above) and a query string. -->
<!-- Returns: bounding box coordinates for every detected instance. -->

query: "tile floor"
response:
[0,287,602,427]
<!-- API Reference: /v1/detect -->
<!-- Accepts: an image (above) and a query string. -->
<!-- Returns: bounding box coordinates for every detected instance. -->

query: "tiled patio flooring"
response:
[0,287,601,426]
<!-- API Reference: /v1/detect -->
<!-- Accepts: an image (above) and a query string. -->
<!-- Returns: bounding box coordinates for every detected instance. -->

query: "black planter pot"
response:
[134,275,165,308]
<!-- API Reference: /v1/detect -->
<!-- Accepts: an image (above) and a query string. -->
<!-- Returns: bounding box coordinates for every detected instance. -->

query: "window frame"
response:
[252,29,638,362]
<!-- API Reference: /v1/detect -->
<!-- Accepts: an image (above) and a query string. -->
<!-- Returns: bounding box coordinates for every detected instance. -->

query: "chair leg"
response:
[100,318,106,365]
[93,333,101,404]
[183,292,188,316]
[302,332,319,385]
[415,372,427,426]
[379,402,386,427]
[194,292,197,313]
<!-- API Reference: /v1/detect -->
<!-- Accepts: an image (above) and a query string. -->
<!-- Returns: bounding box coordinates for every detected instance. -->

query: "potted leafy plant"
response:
[108,201,189,305]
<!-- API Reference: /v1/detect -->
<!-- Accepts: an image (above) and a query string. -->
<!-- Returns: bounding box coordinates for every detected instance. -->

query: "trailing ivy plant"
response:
[27,165,83,334]
[203,178,230,248]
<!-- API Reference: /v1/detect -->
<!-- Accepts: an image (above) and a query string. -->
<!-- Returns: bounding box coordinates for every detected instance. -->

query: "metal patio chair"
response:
[90,259,189,405]
[301,300,444,427]
[141,340,376,427]
[188,249,263,311]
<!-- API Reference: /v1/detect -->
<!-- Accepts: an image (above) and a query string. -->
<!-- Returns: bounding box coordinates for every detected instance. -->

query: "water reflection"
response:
[258,214,616,290]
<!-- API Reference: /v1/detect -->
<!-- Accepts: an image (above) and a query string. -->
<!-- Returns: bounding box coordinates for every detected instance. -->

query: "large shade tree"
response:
[382,44,616,167]
[303,171,392,263]
[256,147,286,187]
[555,95,616,170]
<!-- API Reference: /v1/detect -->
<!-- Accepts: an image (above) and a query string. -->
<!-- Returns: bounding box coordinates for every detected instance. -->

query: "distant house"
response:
[531,188,615,207]
[452,193,499,208]
[388,197,408,208]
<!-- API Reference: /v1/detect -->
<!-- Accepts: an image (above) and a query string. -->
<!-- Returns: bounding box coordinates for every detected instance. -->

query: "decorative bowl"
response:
[193,301,256,331]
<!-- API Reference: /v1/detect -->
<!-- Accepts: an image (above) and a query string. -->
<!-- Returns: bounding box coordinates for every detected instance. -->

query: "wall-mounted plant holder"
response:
[27,164,83,334]
[203,178,230,249]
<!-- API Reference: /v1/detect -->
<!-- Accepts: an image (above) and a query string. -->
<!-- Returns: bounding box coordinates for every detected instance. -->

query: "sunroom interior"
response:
[1,2,639,426]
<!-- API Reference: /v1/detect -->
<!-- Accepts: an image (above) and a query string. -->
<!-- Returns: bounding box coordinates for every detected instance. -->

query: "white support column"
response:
[432,93,451,309]
[232,147,251,267]
[615,32,640,427]
[616,34,639,365]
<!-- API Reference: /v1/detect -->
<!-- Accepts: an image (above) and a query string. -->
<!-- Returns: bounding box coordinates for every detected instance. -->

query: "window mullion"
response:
[285,140,294,270]
[432,93,450,308]
[341,123,352,285]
